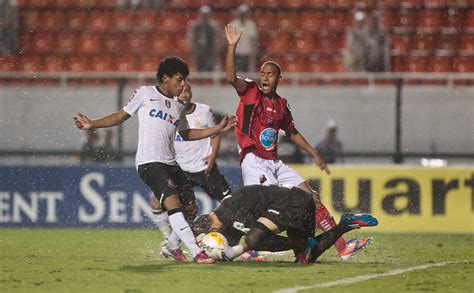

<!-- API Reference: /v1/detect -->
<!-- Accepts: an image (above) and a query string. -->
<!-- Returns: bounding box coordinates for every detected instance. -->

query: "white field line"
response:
[274,260,468,293]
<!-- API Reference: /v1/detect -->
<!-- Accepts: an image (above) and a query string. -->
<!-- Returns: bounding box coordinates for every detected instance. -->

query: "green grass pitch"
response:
[0,229,472,292]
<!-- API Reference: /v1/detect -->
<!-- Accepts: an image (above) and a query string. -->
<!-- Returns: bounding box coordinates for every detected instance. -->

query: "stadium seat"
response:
[113,11,134,31]
[127,33,149,54]
[77,33,102,54]
[276,12,297,31]
[66,11,87,30]
[298,12,323,32]
[91,56,114,71]
[441,8,465,33]
[292,31,315,54]
[453,57,474,72]
[307,0,328,8]
[150,35,175,56]
[56,33,78,55]
[87,11,112,32]
[76,0,96,7]
[20,10,41,32]
[96,0,116,7]
[264,31,292,54]
[429,56,452,72]
[280,0,308,8]
[405,56,429,72]
[134,11,156,31]
[401,0,423,8]
[102,33,125,54]
[381,0,402,8]
[380,10,395,28]
[466,10,474,33]
[18,56,43,72]
[459,35,474,56]
[315,33,344,55]
[258,0,279,8]
[32,32,55,54]
[436,33,458,52]
[253,11,274,31]
[329,0,353,8]
[52,0,76,7]
[280,54,307,72]
[137,57,158,72]
[42,10,66,31]
[417,10,441,33]
[391,56,405,72]
[393,9,416,33]
[411,34,435,54]
[157,12,182,33]
[67,56,91,71]
[308,55,329,72]
[0,55,18,71]
[167,0,193,8]
[424,0,448,7]
[212,0,235,9]
[213,12,233,28]
[115,56,137,71]
[391,34,411,56]
[325,11,349,32]
[43,56,65,72]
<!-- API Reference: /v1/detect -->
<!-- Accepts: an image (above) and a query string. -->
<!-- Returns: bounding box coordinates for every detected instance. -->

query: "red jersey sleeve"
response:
[281,101,295,131]
[238,79,260,105]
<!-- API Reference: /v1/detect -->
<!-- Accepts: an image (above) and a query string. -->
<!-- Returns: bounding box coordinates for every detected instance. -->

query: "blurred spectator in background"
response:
[229,4,258,72]
[366,11,390,72]
[343,11,368,72]
[314,120,344,164]
[0,0,19,55]
[187,6,223,72]
[80,129,117,164]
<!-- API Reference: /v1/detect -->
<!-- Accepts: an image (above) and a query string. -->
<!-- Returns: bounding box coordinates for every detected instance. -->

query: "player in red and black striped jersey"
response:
[224,24,371,261]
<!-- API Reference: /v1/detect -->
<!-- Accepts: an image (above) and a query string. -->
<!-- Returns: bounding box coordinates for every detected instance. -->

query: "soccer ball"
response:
[198,232,228,260]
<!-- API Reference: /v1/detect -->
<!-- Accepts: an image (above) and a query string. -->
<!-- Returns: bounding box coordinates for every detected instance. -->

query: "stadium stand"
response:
[2,1,472,72]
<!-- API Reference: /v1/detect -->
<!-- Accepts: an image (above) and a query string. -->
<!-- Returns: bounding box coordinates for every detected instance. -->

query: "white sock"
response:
[168,212,202,258]
[152,211,171,239]
[167,230,181,250]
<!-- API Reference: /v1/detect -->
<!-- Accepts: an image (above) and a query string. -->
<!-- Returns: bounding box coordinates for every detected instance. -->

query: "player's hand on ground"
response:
[314,155,331,175]
[203,154,216,174]
[73,113,93,130]
[225,24,242,46]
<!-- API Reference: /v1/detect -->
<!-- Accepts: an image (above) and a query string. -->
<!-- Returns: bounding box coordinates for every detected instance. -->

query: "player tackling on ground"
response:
[150,81,232,261]
[225,24,370,260]
[73,56,235,264]
[192,185,378,263]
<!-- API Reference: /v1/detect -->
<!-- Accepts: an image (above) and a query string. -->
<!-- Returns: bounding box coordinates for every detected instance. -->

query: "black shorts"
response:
[183,163,231,202]
[137,162,195,207]
[262,191,315,238]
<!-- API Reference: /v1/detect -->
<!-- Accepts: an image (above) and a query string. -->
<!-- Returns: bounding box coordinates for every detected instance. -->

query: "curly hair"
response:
[156,56,189,83]
[191,214,212,236]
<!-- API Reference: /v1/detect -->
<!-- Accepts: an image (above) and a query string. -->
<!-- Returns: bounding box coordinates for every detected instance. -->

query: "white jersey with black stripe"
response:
[123,86,187,168]
[174,102,216,173]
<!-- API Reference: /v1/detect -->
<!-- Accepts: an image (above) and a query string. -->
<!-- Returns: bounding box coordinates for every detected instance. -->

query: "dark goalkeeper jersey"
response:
[214,185,315,245]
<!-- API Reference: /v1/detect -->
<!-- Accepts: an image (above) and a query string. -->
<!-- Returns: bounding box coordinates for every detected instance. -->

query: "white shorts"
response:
[241,152,305,187]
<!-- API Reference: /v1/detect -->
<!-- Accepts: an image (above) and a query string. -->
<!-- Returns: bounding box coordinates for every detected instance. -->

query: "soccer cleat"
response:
[193,251,216,264]
[339,237,371,261]
[340,213,379,229]
[161,246,187,262]
[240,250,266,261]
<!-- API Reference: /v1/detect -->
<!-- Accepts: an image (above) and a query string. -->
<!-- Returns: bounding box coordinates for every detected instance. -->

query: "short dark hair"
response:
[261,61,282,76]
[191,214,212,236]
[156,56,189,82]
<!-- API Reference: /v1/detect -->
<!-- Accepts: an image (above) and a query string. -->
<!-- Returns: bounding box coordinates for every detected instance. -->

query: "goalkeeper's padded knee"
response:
[245,222,273,250]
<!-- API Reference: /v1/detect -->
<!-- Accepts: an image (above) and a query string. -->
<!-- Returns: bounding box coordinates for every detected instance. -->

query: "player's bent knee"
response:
[182,202,198,222]
[245,222,273,250]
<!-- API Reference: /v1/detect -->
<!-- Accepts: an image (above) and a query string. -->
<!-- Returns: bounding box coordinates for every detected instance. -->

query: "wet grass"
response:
[0,229,472,292]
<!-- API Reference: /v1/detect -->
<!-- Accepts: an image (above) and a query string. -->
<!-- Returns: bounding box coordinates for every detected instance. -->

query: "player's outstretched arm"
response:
[225,24,247,94]
[73,110,130,130]
[179,114,237,141]
[287,129,330,175]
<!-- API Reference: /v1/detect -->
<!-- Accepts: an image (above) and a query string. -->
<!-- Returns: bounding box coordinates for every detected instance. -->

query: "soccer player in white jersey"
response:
[151,81,232,260]
[73,56,235,264]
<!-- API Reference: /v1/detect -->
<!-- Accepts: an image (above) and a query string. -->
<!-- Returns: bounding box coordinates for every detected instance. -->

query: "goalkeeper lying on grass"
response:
[192,184,378,263]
